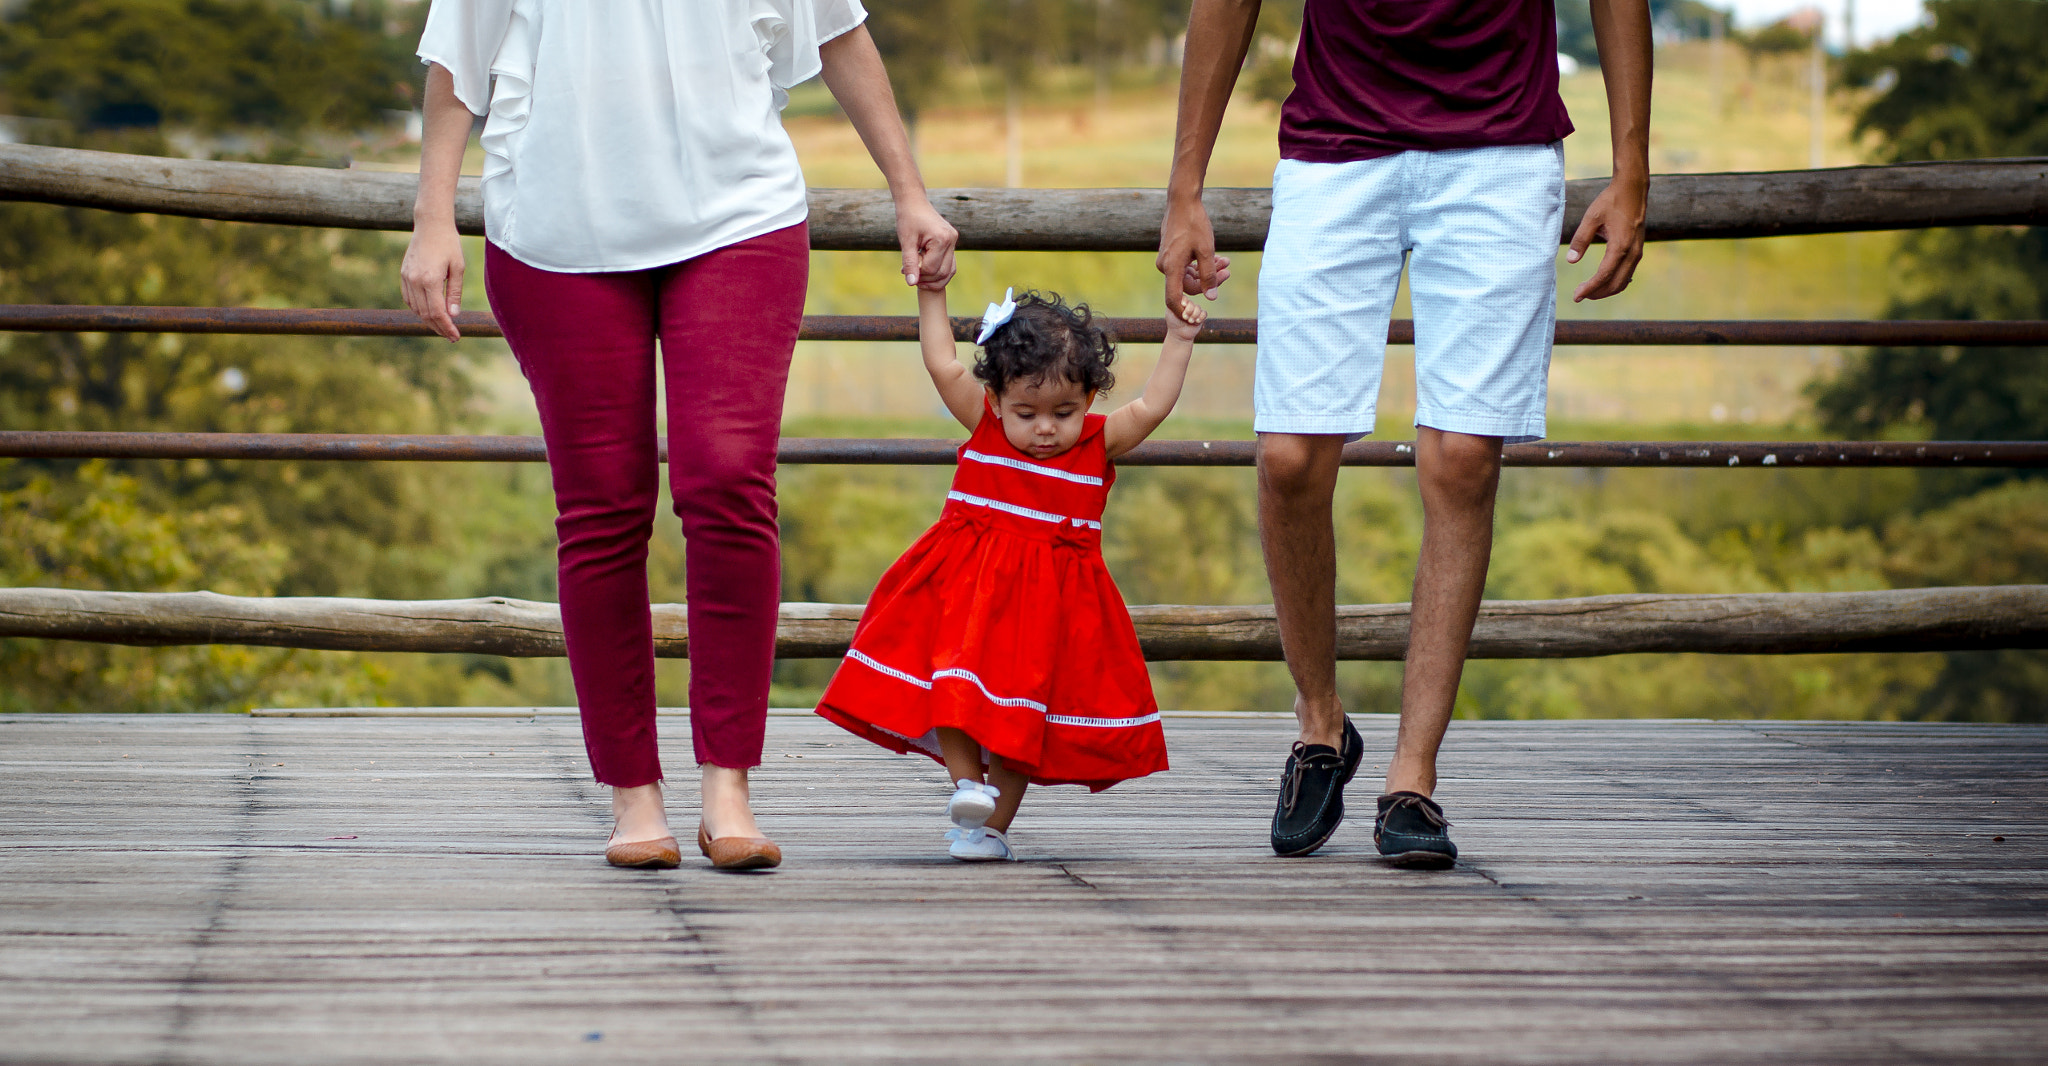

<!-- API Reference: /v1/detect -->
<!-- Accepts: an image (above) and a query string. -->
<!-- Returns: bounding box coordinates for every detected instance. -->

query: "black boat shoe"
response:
[1269,716,1365,857]
[1374,791,1457,868]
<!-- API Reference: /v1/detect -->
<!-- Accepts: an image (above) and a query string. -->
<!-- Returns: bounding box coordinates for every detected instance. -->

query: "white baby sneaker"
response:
[946,825,1016,862]
[946,778,999,831]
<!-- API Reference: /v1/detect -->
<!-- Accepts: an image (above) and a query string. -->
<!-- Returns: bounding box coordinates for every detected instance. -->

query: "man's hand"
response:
[1579,0,1652,302]
[1158,198,1232,314]
[1566,176,1646,302]
[897,197,959,291]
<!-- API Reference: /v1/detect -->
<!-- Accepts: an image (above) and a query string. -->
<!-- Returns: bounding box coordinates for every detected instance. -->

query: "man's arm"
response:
[1157,0,1262,315]
[1569,0,1653,302]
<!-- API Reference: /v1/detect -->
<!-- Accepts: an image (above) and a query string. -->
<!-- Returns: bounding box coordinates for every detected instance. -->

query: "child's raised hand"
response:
[1167,295,1208,339]
[1178,254,1232,300]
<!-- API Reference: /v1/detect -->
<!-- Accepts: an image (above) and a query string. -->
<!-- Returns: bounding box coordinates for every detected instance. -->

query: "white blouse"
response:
[418,0,866,273]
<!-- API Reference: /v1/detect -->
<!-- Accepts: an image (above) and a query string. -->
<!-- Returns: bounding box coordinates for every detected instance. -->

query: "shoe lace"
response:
[1384,791,1450,829]
[1279,743,1308,814]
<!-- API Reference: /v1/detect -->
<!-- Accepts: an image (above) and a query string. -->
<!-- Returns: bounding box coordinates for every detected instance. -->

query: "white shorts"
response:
[1255,143,1566,443]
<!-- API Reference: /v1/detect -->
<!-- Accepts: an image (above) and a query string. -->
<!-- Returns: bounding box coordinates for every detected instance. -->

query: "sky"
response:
[1726,0,1929,47]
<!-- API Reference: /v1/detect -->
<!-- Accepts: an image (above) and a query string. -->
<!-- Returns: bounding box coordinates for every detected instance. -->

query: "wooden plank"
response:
[4,143,2045,248]
[1,713,2043,1062]
[2,585,2044,661]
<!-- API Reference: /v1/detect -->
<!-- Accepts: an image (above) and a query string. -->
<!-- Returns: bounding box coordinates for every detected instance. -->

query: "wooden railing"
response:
[2,144,2044,661]
[4,144,2045,246]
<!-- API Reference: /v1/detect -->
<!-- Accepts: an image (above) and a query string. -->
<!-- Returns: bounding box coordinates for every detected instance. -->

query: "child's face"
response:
[991,377,1094,459]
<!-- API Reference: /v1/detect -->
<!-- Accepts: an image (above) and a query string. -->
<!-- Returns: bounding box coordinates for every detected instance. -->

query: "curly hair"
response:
[972,290,1117,399]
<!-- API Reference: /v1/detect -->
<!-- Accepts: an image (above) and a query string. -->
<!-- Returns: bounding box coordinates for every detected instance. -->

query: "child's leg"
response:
[936,728,985,785]
[985,757,1030,833]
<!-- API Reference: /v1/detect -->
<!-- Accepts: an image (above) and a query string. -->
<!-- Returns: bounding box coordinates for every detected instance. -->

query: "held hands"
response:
[1156,197,1233,316]
[898,197,960,291]
[1566,175,1648,302]
[400,223,467,342]
[1167,294,1208,341]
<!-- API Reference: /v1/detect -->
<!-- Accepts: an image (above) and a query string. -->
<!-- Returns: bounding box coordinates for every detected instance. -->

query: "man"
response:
[1159,0,1652,865]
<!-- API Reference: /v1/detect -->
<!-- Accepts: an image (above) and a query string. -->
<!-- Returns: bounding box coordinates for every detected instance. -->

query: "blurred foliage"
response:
[1812,0,2048,498]
[0,190,476,598]
[0,461,383,711]
[866,0,1199,121]
[1557,0,1732,69]
[1838,0,2048,162]
[867,0,959,126]
[0,0,422,132]
[1739,20,1816,58]
[0,186,490,707]
[0,0,476,708]
[1880,481,2048,722]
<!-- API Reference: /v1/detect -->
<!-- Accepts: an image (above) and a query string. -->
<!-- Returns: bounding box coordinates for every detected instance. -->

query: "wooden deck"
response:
[3,712,2045,1064]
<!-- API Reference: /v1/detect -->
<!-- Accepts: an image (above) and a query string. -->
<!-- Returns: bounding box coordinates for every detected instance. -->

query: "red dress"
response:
[815,405,1168,791]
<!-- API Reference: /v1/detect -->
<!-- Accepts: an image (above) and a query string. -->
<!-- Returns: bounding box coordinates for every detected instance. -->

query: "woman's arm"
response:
[920,288,984,431]
[819,25,958,290]
[1102,299,1206,460]
[399,63,476,342]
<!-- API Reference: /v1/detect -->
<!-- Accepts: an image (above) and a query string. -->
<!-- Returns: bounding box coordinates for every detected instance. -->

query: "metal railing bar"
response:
[3,305,2046,346]
[2,432,2042,468]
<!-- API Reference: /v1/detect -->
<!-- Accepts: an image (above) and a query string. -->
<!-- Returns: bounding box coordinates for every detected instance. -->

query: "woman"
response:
[400,0,958,870]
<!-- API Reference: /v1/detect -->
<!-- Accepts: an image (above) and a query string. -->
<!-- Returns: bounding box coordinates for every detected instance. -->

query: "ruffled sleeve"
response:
[417,0,518,116]
[755,0,868,94]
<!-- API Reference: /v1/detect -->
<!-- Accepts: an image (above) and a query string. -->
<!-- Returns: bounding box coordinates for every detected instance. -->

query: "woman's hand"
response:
[403,62,476,343]
[401,223,467,342]
[897,197,958,290]
[818,27,957,290]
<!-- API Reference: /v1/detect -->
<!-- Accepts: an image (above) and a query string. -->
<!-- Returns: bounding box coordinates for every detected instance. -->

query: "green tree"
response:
[0,1,490,708]
[1811,0,2048,497]
[1805,0,2048,721]
[867,0,960,134]
[0,195,476,600]
[0,461,382,711]
[1880,481,2048,722]
[0,0,414,132]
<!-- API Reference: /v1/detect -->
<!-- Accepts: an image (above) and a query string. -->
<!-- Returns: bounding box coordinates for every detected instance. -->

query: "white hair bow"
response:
[975,287,1017,345]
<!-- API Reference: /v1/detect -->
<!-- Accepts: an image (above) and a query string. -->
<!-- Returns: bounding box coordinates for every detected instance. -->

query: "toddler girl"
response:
[815,281,1209,860]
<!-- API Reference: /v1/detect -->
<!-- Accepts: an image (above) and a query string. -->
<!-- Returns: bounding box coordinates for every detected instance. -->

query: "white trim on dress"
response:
[844,650,1154,728]
[961,449,1106,486]
[946,490,1103,530]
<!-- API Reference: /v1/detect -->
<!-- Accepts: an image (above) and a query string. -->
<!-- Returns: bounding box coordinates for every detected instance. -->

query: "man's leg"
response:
[1256,432,1349,750]
[1251,154,1404,856]
[1387,427,1503,797]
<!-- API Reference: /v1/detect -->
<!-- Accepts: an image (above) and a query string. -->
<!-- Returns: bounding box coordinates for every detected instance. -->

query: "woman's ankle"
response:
[700,764,762,839]
[610,781,670,842]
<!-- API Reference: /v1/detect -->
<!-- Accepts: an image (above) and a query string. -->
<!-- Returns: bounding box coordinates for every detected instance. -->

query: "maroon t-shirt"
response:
[1279,0,1575,163]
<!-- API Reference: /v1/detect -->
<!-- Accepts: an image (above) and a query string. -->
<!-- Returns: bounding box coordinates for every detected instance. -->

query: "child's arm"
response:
[1102,297,1207,460]
[921,287,985,432]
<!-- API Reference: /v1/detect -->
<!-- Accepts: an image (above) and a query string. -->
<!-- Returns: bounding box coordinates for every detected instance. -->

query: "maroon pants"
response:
[485,223,807,786]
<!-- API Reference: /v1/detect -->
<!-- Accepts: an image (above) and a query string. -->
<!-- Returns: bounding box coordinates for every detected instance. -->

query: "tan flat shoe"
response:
[605,832,681,869]
[697,823,782,870]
